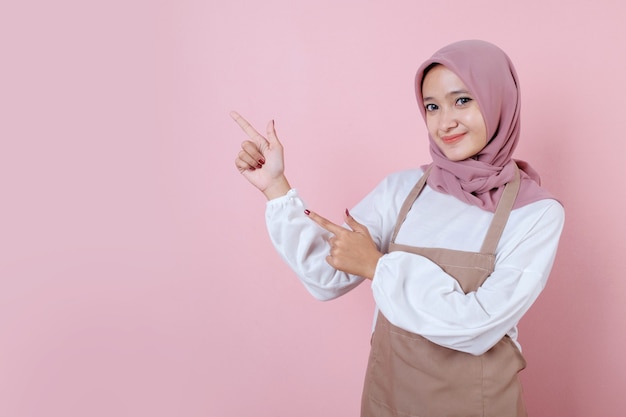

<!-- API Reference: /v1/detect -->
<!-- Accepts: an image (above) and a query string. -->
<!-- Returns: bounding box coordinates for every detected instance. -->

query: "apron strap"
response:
[390,165,432,243]
[480,164,521,254]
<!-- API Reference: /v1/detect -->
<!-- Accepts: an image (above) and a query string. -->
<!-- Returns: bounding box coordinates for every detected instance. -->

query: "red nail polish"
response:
[304,209,310,215]
[256,163,262,169]
[345,208,350,217]
[258,158,265,165]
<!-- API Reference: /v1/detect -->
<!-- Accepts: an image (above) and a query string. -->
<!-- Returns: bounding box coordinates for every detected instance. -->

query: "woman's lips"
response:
[441,133,466,144]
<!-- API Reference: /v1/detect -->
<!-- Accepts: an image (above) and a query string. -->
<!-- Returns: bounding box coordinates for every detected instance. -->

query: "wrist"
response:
[263,175,291,200]
[364,253,383,281]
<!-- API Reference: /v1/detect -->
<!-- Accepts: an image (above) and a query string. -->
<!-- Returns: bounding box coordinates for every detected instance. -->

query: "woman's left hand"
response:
[305,209,382,280]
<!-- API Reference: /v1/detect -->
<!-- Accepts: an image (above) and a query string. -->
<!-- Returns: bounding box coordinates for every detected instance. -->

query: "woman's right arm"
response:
[262,172,417,300]
[265,191,366,300]
[231,111,365,299]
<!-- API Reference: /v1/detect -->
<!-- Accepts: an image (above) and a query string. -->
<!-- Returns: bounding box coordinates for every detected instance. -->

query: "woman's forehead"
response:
[421,66,472,97]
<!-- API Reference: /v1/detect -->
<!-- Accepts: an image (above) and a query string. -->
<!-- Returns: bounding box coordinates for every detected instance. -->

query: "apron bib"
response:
[361,166,528,417]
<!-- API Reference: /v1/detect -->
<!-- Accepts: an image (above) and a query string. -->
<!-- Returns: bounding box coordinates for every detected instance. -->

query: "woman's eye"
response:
[425,103,438,112]
[456,97,472,106]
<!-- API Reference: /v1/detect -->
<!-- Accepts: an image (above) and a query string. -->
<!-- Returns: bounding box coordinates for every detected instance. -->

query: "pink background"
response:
[1,0,624,416]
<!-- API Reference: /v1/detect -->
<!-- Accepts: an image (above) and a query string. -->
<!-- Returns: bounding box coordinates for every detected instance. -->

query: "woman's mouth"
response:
[441,133,466,144]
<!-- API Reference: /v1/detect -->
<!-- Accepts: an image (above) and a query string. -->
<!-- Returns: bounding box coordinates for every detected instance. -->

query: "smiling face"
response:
[421,65,488,162]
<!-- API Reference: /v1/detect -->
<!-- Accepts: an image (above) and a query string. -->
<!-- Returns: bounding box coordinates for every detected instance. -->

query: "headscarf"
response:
[414,40,555,212]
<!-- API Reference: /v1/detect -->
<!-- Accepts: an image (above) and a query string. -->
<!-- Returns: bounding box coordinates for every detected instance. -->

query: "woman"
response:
[232,40,564,417]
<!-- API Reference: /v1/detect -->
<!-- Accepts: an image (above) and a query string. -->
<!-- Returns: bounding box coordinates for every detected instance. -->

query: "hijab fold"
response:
[414,40,555,212]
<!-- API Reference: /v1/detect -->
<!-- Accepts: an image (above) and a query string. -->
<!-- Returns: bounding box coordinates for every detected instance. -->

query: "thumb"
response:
[266,119,282,147]
[344,209,367,233]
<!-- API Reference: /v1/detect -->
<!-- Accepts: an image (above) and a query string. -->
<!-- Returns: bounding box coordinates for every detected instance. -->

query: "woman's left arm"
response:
[371,200,565,356]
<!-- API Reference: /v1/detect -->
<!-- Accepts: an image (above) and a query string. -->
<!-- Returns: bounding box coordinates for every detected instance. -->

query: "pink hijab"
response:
[415,40,555,212]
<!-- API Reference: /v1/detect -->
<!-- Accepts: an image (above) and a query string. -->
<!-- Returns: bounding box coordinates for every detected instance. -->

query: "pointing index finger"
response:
[230,111,267,145]
[305,210,346,235]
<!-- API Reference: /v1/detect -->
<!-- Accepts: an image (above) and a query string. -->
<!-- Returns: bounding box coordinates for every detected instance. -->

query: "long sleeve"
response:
[371,192,565,355]
[265,189,364,300]
[264,169,424,299]
[264,171,416,299]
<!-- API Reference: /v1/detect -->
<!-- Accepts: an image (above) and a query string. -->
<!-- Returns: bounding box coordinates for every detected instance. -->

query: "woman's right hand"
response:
[231,111,291,200]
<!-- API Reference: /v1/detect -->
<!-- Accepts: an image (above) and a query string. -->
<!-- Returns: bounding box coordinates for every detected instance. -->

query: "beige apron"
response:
[361,166,528,417]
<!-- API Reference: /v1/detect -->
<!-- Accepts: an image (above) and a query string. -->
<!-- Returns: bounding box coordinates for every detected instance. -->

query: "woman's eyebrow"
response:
[423,90,472,102]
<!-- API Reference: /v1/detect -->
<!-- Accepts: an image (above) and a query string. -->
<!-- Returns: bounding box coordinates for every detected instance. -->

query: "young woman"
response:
[232,40,564,417]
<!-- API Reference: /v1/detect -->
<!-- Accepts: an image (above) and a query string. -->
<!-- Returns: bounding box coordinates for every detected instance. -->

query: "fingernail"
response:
[345,208,350,217]
[256,163,262,169]
[258,158,265,165]
[304,209,310,215]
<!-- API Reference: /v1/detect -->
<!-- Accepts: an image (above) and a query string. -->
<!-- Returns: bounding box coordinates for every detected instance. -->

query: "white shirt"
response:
[265,169,565,355]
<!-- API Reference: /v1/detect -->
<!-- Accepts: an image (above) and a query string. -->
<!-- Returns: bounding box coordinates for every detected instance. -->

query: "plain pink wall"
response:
[1,0,625,416]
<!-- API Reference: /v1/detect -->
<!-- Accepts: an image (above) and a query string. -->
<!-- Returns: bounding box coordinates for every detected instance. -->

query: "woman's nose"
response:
[439,108,459,131]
